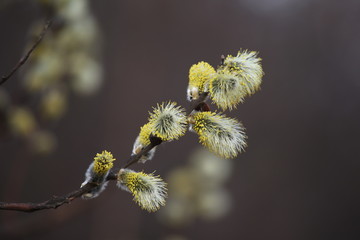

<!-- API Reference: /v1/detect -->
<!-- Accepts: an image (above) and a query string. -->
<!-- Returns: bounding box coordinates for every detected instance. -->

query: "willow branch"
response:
[0,137,163,212]
[0,182,97,212]
[0,97,207,212]
[0,20,52,86]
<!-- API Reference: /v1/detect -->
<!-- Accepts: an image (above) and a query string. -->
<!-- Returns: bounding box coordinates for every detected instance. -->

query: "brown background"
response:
[0,0,360,239]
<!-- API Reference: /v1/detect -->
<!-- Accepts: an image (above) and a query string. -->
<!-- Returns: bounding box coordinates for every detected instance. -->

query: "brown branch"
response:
[0,97,207,212]
[0,138,163,212]
[189,92,209,114]
[0,20,52,86]
[0,182,97,212]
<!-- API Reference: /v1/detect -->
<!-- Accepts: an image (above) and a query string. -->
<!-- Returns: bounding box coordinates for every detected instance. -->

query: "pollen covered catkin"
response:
[190,111,247,159]
[81,150,115,199]
[131,102,187,163]
[209,50,264,110]
[148,102,188,141]
[117,169,167,212]
[187,61,216,101]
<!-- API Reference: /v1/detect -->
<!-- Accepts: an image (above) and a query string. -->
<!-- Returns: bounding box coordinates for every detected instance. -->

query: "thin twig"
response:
[0,20,52,86]
[0,182,96,212]
[0,97,207,212]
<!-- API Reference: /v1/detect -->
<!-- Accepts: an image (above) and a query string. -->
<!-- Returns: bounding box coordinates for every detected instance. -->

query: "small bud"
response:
[187,61,216,101]
[81,150,116,199]
[138,122,153,147]
[93,150,116,175]
[117,169,167,212]
[132,133,157,163]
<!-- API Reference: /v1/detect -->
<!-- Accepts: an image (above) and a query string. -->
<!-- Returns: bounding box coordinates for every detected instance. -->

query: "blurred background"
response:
[0,0,360,239]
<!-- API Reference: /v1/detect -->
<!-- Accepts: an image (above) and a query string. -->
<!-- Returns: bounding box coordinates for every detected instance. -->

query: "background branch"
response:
[0,20,52,86]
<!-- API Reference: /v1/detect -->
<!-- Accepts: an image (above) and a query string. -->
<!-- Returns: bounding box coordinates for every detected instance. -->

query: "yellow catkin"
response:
[209,50,264,111]
[223,50,263,96]
[209,69,245,111]
[93,150,116,174]
[148,102,187,141]
[138,123,153,146]
[192,112,247,159]
[118,169,167,212]
[188,61,216,91]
